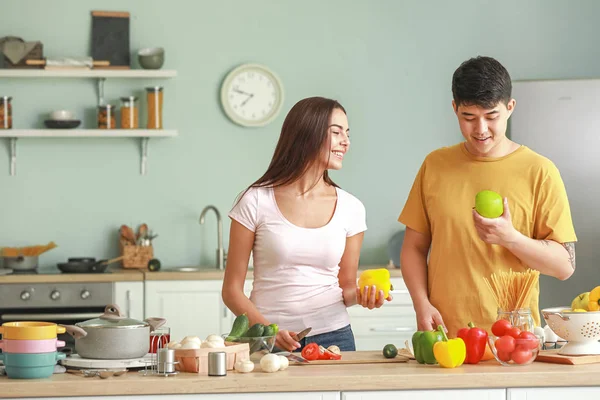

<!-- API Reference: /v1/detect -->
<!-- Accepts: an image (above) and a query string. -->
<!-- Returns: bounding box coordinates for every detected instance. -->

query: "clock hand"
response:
[240,93,254,107]
[233,88,253,96]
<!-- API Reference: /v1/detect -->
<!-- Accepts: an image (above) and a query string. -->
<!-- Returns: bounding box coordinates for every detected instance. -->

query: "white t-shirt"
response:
[228,185,367,336]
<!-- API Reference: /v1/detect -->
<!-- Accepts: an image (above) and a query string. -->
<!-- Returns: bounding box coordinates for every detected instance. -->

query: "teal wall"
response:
[1,0,599,268]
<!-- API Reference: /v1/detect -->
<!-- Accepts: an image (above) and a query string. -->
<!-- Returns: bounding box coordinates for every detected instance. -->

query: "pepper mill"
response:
[208,351,227,376]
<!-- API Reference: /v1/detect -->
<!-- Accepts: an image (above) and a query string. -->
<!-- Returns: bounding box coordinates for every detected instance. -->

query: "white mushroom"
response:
[234,359,255,373]
[260,354,281,373]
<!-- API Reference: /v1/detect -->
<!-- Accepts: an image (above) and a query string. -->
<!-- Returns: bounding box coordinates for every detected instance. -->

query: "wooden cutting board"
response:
[290,351,410,366]
[535,349,600,365]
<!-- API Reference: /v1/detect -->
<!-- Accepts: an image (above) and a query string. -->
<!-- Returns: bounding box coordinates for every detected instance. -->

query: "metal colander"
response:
[542,307,600,356]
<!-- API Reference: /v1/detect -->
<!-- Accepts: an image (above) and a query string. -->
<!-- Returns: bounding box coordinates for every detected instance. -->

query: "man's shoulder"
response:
[517,146,559,172]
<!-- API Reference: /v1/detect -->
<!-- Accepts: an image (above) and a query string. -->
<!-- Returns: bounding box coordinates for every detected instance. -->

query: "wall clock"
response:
[220,63,284,127]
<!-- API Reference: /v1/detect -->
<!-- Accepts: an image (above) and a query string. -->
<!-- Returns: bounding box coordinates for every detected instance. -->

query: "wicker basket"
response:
[174,342,250,374]
[120,244,153,269]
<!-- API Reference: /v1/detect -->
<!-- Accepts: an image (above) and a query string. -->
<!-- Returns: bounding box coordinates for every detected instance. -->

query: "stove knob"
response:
[80,290,90,299]
[50,290,61,301]
[20,290,31,301]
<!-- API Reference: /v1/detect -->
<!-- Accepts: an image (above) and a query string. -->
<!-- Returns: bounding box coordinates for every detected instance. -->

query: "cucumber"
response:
[263,324,277,337]
[226,313,249,341]
[245,323,265,337]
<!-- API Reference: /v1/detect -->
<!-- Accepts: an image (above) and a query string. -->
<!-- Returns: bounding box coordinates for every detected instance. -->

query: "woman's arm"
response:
[221,219,268,326]
[338,233,364,307]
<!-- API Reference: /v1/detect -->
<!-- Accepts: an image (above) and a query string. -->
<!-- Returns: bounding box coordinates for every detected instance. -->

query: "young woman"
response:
[222,96,391,352]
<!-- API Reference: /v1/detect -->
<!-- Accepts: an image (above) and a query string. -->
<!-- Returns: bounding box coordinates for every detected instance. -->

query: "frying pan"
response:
[57,256,124,274]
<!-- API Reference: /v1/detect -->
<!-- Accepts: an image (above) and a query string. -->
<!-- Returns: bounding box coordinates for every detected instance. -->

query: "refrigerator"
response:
[510,78,600,310]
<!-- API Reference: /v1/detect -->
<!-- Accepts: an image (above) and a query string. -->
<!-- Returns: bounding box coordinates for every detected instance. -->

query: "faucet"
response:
[199,205,226,270]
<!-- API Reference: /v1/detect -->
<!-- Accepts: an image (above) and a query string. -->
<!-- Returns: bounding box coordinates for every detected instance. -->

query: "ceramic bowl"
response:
[0,352,65,379]
[0,321,66,340]
[138,47,165,70]
[0,338,66,353]
[222,334,276,354]
[49,110,75,121]
[488,335,541,366]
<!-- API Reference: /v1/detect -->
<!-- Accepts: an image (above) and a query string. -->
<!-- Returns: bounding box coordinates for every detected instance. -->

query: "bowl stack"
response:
[0,322,66,379]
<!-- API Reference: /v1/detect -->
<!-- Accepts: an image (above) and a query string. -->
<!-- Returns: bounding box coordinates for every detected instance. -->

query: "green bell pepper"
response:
[412,328,444,364]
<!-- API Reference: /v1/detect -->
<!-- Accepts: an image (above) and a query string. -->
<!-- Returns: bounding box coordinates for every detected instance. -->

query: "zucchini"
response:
[226,313,249,341]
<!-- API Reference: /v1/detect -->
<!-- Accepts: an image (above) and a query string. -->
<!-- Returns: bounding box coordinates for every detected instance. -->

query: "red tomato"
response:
[491,319,512,337]
[301,343,320,361]
[511,348,533,364]
[505,327,522,339]
[494,335,516,353]
[497,350,511,362]
[518,332,540,350]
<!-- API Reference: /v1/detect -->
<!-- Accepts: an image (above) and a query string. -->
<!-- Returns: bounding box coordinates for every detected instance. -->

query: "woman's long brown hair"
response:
[242,97,346,198]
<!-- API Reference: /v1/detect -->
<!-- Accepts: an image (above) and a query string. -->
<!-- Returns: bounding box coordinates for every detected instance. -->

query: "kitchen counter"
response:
[0,267,144,284]
[0,265,401,284]
[0,359,595,398]
[145,264,402,281]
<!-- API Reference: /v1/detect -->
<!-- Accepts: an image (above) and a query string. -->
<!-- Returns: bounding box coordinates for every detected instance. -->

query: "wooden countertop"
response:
[0,267,144,284]
[0,265,401,284]
[145,264,402,281]
[0,359,593,398]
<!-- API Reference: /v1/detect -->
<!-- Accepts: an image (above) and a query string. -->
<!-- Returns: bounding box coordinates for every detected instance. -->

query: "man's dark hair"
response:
[452,56,512,109]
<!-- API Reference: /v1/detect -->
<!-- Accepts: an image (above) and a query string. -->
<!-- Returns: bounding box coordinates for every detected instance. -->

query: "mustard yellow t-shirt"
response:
[398,143,577,337]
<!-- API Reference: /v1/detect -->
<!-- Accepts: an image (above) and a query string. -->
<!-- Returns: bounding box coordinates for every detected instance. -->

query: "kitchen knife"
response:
[292,327,312,341]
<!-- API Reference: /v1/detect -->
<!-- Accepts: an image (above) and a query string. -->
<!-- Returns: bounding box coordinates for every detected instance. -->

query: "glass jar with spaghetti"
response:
[146,86,163,129]
[120,96,139,129]
[0,96,13,129]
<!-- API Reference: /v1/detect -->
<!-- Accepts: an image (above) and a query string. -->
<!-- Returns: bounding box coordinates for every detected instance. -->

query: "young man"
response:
[398,56,577,337]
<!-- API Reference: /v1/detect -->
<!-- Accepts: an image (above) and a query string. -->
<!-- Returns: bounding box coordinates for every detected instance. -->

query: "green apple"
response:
[475,190,504,218]
[571,292,590,311]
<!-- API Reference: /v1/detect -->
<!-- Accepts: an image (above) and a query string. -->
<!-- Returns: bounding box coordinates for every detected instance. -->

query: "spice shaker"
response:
[157,348,176,374]
[208,351,227,376]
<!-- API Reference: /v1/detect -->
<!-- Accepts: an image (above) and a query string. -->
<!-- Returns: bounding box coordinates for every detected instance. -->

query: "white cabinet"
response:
[508,387,600,399]
[343,389,505,400]
[113,281,144,321]
[348,277,416,350]
[144,280,231,341]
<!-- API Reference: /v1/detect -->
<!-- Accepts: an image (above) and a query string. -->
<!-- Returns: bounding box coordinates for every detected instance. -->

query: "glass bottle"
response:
[120,96,139,129]
[497,307,535,333]
[98,104,116,129]
[0,96,13,129]
[146,86,163,129]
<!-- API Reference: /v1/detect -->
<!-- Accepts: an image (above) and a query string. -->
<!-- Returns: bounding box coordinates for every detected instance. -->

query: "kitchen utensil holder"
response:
[120,244,153,269]
[139,332,178,377]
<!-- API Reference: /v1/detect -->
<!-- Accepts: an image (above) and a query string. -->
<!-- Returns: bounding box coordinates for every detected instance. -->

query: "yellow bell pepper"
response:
[588,286,600,311]
[432,325,466,368]
[358,268,393,301]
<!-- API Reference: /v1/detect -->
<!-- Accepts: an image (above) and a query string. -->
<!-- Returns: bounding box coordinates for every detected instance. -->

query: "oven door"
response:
[0,307,104,354]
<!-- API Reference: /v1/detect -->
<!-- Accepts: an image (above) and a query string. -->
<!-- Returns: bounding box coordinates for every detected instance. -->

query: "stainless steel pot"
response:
[64,304,166,360]
[3,255,38,271]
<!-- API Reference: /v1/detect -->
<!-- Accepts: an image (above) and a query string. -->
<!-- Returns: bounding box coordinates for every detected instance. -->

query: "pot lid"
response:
[76,304,148,329]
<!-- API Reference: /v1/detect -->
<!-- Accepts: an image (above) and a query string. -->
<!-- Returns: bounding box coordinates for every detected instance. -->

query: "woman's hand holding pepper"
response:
[356,285,392,309]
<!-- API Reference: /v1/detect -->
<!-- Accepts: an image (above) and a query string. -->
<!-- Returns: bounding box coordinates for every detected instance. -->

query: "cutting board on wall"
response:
[535,349,600,365]
[291,351,410,366]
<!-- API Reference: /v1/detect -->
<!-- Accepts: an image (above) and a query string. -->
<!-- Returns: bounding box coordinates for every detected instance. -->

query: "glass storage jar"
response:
[496,308,535,333]
[120,96,139,129]
[146,86,163,129]
[1,96,13,129]
[98,104,116,129]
